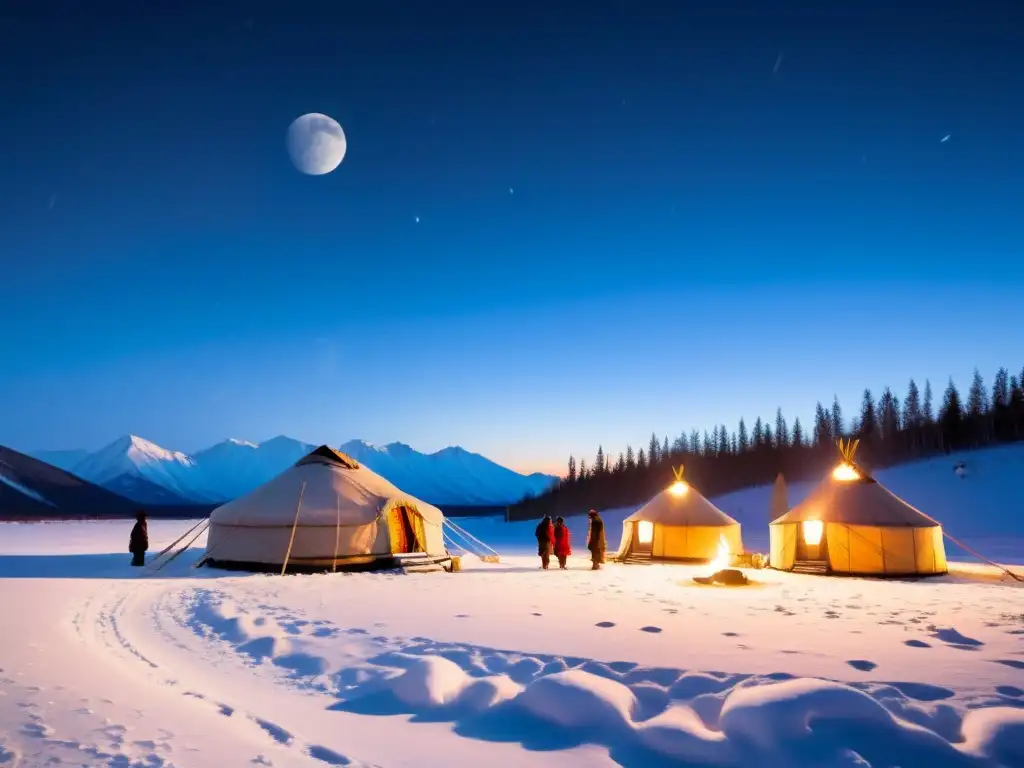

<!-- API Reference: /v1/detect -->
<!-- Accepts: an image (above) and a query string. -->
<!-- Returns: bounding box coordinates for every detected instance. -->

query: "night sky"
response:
[2,0,1023,474]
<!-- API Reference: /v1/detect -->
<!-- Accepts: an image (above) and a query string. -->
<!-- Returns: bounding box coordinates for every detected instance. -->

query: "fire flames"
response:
[707,534,731,573]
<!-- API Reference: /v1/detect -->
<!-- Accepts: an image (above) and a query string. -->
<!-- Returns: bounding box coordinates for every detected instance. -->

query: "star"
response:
[414,216,420,223]
[940,134,951,143]
[509,187,514,195]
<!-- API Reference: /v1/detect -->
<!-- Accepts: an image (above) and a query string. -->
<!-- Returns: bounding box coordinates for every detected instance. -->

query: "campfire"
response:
[693,535,750,586]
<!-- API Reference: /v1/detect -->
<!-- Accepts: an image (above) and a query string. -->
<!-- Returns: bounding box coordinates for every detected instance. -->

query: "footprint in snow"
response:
[993,659,1024,670]
[722,632,740,637]
[531,612,542,617]
[905,639,931,648]
[595,621,616,629]
[640,626,663,634]
[846,660,877,672]
[997,685,1024,698]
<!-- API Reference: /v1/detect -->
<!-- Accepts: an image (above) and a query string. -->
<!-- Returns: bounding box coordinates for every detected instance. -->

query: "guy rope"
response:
[441,517,500,563]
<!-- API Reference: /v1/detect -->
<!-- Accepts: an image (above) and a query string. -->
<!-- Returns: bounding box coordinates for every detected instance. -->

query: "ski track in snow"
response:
[40,561,1021,768]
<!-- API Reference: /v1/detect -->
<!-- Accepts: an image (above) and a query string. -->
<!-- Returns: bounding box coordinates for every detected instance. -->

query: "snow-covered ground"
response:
[1,514,1022,767]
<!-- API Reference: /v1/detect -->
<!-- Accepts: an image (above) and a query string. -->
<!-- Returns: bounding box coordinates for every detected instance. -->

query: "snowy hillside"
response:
[0,446,136,518]
[101,472,196,506]
[70,435,223,503]
[31,435,557,507]
[339,439,557,506]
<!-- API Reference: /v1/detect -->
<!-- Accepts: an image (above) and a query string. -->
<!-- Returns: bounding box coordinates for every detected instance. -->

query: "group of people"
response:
[534,509,606,570]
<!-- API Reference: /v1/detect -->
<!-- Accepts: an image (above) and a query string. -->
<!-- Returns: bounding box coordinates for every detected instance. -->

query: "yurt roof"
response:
[625,484,739,527]
[771,473,940,528]
[210,446,444,528]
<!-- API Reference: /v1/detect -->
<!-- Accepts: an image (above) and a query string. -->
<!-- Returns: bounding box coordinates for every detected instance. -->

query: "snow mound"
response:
[961,707,1024,766]
[516,669,637,730]
[390,655,470,708]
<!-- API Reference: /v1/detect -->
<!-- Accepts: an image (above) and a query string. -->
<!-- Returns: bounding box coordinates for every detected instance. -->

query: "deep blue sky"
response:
[2,1,1023,474]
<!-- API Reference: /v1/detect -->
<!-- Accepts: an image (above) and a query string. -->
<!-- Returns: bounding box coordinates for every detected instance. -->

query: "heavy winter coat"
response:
[535,519,554,556]
[129,520,149,554]
[587,515,606,554]
[553,524,572,557]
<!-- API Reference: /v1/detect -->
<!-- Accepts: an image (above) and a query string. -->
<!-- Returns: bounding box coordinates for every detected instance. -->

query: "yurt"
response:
[769,439,947,577]
[615,466,743,563]
[202,445,449,572]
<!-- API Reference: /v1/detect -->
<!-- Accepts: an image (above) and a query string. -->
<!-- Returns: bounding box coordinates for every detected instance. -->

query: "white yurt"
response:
[202,445,448,571]
[615,471,743,563]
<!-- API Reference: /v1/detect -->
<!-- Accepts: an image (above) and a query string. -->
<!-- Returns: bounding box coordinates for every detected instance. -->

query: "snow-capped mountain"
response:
[192,437,315,500]
[31,434,558,507]
[69,435,223,503]
[337,440,556,506]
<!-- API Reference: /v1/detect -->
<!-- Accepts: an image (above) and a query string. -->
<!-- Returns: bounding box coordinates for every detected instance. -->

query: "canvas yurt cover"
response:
[616,473,743,562]
[203,445,447,570]
[769,441,947,577]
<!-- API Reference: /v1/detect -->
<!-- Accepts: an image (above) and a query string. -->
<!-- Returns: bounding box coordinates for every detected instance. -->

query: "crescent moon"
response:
[287,113,347,175]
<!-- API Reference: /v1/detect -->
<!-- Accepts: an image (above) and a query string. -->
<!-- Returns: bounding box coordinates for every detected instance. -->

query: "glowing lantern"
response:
[802,519,824,546]
[637,520,654,544]
[669,481,689,497]
[832,463,860,482]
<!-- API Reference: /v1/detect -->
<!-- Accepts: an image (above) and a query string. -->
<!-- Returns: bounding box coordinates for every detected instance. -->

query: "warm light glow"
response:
[802,519,824,546]
[669,481,689,497]
[706,534,731,572]
[637,520,654,545]
[832,462,860,482]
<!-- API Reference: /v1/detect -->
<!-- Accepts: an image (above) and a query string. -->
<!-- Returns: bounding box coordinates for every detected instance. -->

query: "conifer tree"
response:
[813,402,830,444]
[730,432,739,454]
[858,389,877,441]
[831,396,844,438]
[752,417,764,448]
[625,445,636,470]
[923,380,934,423]
[637,448,647,470]
[615,452,626,473]
[567,455,577,483]
[595,446,606,476]
[648,433,660,466]
[689,430,700,454]
[578,459,588,481]
[879,387,900,442]
[940,378,964,450]
[738,418,749,452]
[702,430,713,455]
[775,408,789,448]
[662,435,670,460]
[763,422,774,449]
[993,368,1010,410]
[967,368,988,417]
[792,417,804,447]
[904,379,921,429]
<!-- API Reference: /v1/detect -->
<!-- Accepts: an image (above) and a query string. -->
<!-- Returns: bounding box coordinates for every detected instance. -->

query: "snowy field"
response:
[1,447,1023,767]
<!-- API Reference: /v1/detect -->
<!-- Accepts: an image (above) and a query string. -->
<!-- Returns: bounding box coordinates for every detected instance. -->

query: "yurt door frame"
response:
[796,519,827,562]
[388,506,424,554]
[632,521,654,556]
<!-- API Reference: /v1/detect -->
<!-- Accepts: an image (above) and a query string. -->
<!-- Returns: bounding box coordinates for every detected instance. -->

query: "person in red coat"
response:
[534,515,555,569]
[553,516,571,569]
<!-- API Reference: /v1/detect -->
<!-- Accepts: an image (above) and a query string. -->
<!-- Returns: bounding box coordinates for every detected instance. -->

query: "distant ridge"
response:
[28,435,558,507]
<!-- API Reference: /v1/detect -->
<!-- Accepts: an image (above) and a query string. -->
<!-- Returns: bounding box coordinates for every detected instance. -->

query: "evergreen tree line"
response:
[508,365,1024,520]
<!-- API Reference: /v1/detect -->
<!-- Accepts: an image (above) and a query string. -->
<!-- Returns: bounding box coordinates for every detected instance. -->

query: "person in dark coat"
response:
[586,509,606,570]
[129,510,149,567]
[553,516,572,569]
[535,515,554,569]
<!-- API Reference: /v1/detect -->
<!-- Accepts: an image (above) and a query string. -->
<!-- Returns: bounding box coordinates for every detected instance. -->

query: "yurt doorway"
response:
[632,521,654,556]
[388,506,424,554]
[796,519,826,562]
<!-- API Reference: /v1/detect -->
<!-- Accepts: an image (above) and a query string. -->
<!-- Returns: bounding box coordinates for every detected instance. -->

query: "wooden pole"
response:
[281,482,307,576]
[333,493,341,573]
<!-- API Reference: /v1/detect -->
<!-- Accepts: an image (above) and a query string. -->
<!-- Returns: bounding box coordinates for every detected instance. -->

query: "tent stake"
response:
[281,482,307,576]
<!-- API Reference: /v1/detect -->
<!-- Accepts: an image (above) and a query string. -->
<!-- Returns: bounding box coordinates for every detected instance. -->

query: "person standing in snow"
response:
[586,509,606,570]
[129,510,149,567]
[535,515,554,569]
[553,516,571,569]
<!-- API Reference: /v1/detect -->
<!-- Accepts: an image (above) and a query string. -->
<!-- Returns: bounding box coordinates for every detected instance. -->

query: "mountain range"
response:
[30,435,558,507]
